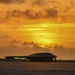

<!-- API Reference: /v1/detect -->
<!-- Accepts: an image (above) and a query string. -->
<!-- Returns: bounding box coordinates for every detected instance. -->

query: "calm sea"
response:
[0,62,75,75]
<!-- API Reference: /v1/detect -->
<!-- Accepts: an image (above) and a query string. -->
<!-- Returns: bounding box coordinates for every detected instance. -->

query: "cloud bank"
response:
[0,0,75,24]
[0,0,25,4]
[6,8,58,19]
[0,36,75,60]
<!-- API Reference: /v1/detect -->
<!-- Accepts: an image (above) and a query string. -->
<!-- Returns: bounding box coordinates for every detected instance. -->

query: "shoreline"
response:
[0,59,75,63]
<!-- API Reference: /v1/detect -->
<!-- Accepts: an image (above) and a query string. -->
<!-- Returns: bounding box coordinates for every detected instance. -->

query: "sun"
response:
[31,31,56,46]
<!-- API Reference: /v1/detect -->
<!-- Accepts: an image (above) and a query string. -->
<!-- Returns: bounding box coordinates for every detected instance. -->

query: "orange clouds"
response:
[0,0,25,4]
[0,38,75,59]
[6,9,58,19]
[0,0,75,24]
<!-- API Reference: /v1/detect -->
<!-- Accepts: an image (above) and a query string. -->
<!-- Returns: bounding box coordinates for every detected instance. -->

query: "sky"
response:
[0,0,75,60]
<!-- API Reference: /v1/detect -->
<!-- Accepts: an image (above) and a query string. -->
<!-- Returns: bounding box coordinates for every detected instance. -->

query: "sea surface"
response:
[0,62,75,75]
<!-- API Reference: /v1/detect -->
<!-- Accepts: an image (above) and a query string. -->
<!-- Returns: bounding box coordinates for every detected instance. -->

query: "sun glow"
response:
[17,23,60,46]
[2,23,75,47]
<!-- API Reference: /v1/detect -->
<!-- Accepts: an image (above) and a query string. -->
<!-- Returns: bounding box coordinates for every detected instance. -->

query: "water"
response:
[0,62,75,75]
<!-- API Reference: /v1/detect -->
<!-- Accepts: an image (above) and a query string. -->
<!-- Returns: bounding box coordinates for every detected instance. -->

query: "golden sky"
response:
[0,0,75,60]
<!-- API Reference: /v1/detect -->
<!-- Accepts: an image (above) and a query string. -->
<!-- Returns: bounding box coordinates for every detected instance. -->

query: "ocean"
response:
[0,62,75,75]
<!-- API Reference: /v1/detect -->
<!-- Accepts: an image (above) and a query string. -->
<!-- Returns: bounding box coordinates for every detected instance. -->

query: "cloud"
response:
[23,10,37,19]
[65,1,74,12]
[9,40,20,45]
[32,43,51,52]
[0,39,75,60]
[23,10,42,19]
[22,41,50,53]
[61,15,66,21]
[32,0,45,6]
[51,45,75,60]
[45,9,58,18]
[50,0,59,4]
[0,0,25,4]
[0,35,9,38]
[7,10,22,18]
[32,0,60,6]
[0,0,75,23]
[0,40,51,57]
[6,8,58,20]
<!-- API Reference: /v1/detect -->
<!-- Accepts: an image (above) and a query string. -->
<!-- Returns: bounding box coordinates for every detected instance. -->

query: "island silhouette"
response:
[5,52,57,62]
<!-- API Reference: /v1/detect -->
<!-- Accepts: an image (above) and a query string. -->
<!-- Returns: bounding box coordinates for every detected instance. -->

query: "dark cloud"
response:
[10,40,20,44]
[32,43,50,52]
[51,0,59,4]
[7,10,22,18]
[33,0,45,6]
[61,15,66,21]
[6,9,41,19]
[45,9,58,18]
[22,41,50,53]
[23,10,35,19]
[24,10,42,19]
[8,40,21,48]
[33,0,59,6]
[0,0,25,4]
[6,8,58,19]
[0,0,75,23]
[23,41,33,46]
